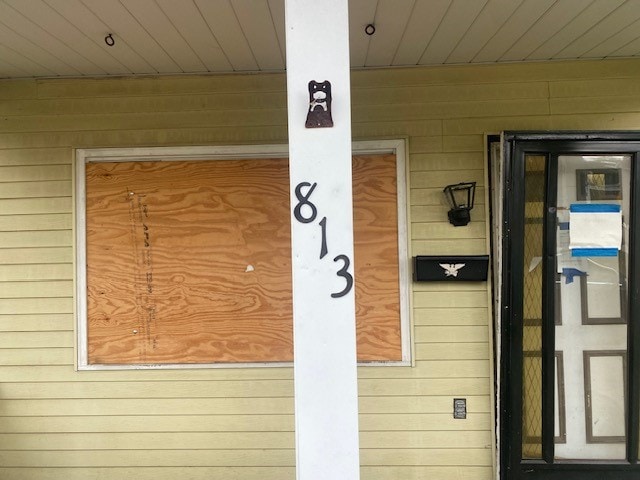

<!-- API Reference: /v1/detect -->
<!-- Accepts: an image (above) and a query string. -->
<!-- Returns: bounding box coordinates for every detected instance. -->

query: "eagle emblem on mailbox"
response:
[439,263,466,277]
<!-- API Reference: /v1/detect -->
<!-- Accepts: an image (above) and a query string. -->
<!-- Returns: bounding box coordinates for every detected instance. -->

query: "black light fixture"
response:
[443,181,476,226]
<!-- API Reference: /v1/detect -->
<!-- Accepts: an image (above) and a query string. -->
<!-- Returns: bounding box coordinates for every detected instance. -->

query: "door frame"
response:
[498,131,640,480]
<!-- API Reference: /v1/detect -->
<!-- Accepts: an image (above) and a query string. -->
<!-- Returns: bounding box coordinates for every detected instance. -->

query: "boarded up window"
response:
[84,154,402,365]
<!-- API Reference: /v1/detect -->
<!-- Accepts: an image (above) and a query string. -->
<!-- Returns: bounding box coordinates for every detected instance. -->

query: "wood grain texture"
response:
[85,154,401,364]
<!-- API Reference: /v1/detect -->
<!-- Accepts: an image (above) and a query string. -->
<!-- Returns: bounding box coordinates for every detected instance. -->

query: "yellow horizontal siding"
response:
[549,78,640,97]
[0,468,294,480]
[1,348,71,365]
[2,57,640,479]
[0,80,36,100]
[415,343,490,361]
[411,186,486,205]
[0,313,72,331]
[0,92,288,116]
[0,430,490,451]
[0,249,72,265]
[0,264,72,281]
[0,280,72,298]
[0,164,71,181]
[0,125,290,149]
[0,147,71,166]
[0,197,72,214]
[0,412,490,433]
[0,213,71,231]
[411,151,484,170]
[0,448,491,468]
[414,307,489,324]
[0,395,489,416]
[0,377,487,399]
[0,467,493,480]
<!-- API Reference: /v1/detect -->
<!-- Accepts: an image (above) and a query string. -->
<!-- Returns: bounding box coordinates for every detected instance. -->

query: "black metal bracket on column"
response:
[305,80,333,128]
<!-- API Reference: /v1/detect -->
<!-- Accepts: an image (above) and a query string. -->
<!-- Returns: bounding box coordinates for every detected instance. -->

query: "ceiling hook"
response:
[365,24,375,36]
[105,33,115,47]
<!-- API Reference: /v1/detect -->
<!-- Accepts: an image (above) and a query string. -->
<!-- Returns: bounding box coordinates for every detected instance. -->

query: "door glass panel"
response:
[554,155,630,460]
[522,154,546,459]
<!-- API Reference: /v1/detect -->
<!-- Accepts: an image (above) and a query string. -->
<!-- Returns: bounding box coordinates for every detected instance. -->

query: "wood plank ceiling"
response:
[1,0,640,79]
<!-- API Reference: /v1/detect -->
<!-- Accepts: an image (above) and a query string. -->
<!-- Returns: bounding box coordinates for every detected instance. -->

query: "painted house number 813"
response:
[293,181,354,298]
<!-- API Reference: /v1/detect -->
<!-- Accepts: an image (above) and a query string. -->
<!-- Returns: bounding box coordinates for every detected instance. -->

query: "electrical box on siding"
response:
[413,255,489,282]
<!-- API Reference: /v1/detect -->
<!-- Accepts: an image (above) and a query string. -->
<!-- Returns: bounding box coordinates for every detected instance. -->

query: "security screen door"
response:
[500,133,640,480]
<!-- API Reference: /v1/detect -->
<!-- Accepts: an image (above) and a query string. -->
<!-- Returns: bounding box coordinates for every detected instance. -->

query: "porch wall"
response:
[1,58,640,479]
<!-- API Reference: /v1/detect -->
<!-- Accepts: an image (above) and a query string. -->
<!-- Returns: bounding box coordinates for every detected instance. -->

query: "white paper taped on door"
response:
[569,203,622,257]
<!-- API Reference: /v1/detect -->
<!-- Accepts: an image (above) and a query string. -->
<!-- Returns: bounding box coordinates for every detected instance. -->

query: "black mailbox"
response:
[413,255,489,282]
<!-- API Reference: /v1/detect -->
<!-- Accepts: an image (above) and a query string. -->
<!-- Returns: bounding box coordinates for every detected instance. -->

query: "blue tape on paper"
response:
[571,248,618,257]
[570,203,621,213]
[558,222,569,230]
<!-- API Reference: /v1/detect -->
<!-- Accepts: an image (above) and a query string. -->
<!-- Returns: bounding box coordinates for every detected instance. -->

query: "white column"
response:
[284,1,360,480]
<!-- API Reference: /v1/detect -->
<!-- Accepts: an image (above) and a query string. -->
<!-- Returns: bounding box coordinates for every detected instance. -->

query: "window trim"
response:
[75,140,411,370]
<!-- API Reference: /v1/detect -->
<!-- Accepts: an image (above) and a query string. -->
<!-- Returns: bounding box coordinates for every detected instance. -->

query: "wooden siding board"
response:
[0,280,72,297]
[408,136,443,154]
[0,376,488,400]
[0,165,71,181]
[0,330,73,347]
[0,468,298,480]
[0,213,71,231]
[410,152,484,171]
[0,126,290,149]
[0,449,295,467]
[0,197,72,214]
[0,413,489,433]
[0,92,288,116]
[0,348,71,365]
[410,187,486,206]
[414,307,489,324]
[412,205,486,222]
[443,135,484,153]
[411,170,485,187]
[412,239,488,255]
[0,249,72,265]
[0,80,37,99]
[0,430,489,451]
[415,343,490,361]
[0,264,72,282]
[2,414,293,433]
[0,394,490,416]
[351,58,640,87]
[0,314,73,332]
[443,115,553,135]
[353,82,550,105]
[414,325,489,342]
[0,180,71,198]
[1,109,288,133]
[0,449,492,467]
[0,230,72,248]
[411,221,486,240]
[550,95,640,115]
[549,112,640,130]
[353,99,550,123]
[35,75,286,99]
[550,78,640,97]
[0,147,71,166]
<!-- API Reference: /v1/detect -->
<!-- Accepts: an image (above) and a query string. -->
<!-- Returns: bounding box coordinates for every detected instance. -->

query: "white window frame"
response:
[75,140,411,370]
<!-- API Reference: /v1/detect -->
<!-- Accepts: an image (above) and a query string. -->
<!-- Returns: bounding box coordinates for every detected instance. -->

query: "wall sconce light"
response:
[443,181,476,226]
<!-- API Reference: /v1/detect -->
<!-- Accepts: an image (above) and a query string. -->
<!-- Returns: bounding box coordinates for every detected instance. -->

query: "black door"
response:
[500,132,640,479]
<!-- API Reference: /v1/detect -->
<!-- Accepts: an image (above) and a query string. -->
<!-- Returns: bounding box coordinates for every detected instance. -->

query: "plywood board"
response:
[85,154,400,364]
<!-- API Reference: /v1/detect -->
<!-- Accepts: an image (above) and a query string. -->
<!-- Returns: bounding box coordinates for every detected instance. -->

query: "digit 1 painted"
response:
[285,1,360,479]
[319,216,328,259]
